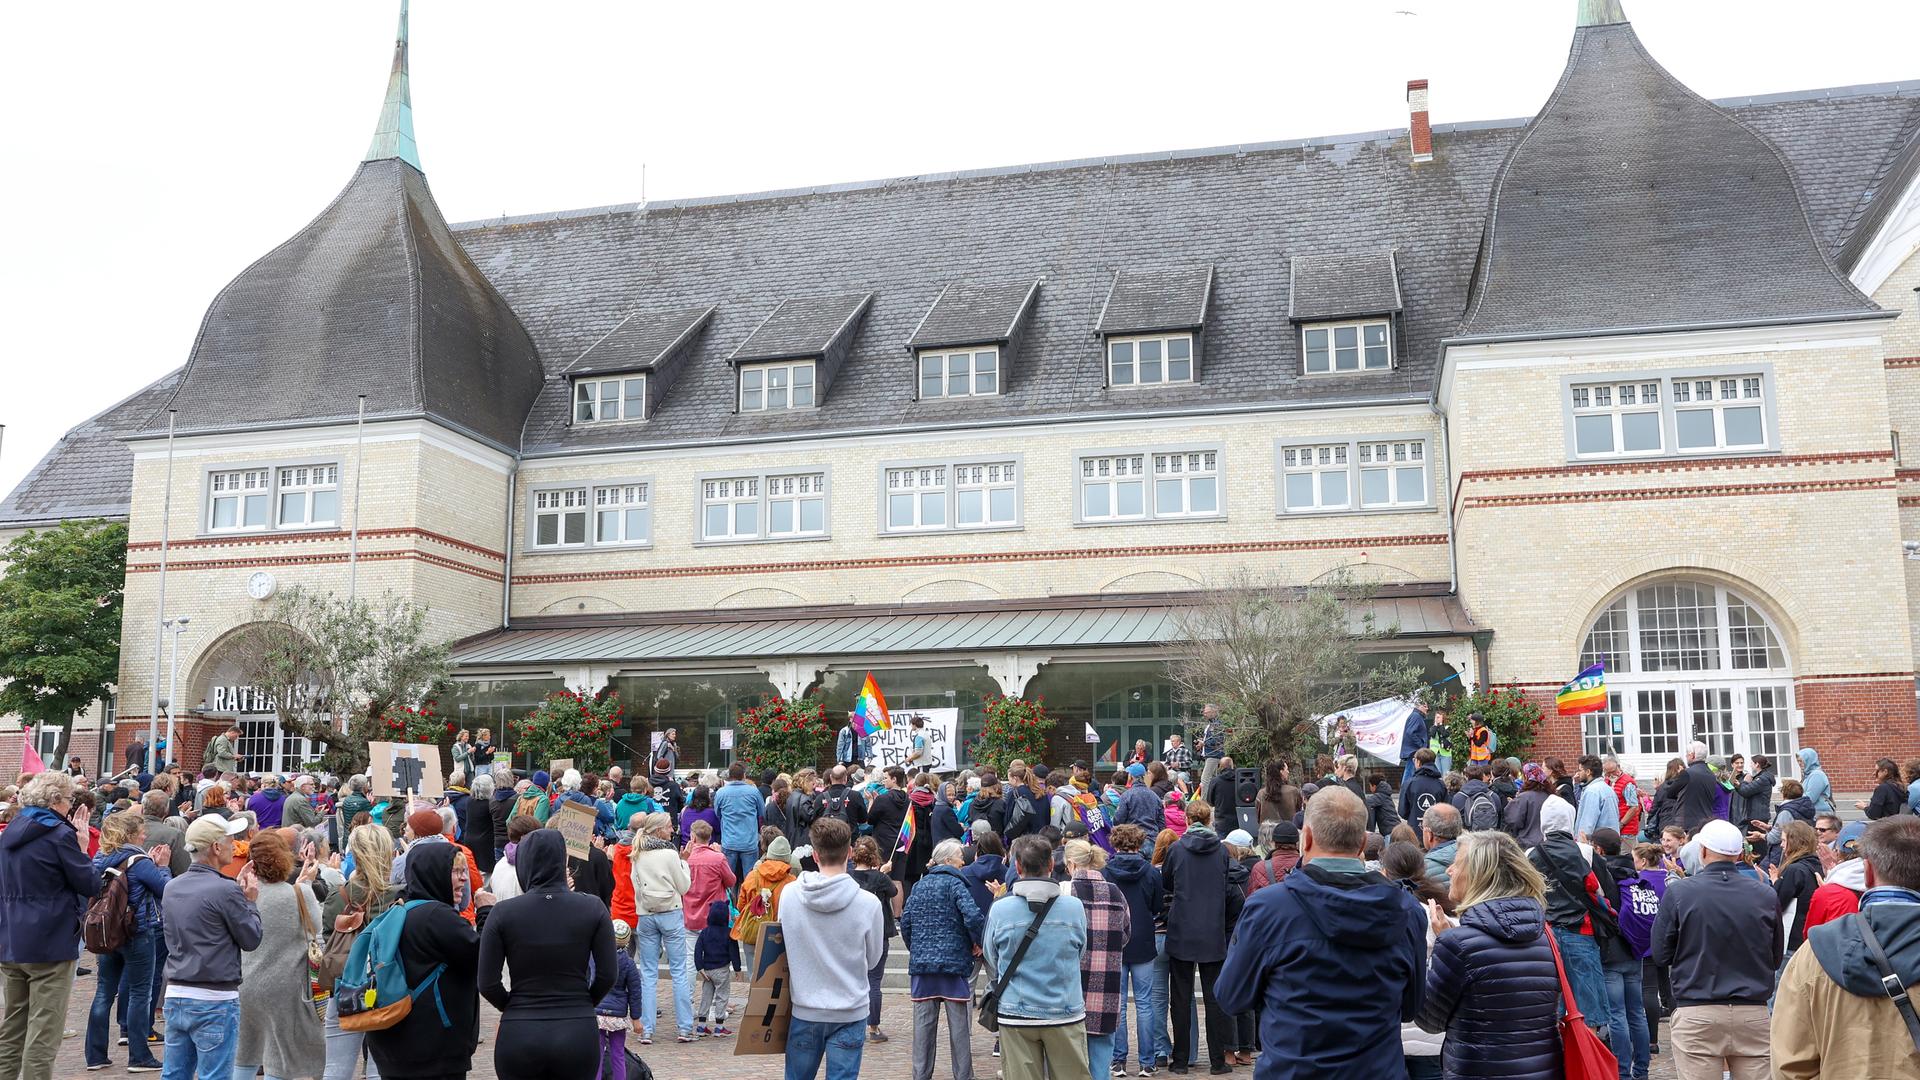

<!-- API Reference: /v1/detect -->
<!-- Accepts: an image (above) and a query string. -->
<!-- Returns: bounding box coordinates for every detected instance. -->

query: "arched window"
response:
[1577,581,1793,771]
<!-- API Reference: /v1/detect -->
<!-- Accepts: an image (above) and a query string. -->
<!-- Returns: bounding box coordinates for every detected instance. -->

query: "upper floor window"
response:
[1565,370,1771,460]
[1571,380,1663,457]
[1303,320,1390,374]
[701,471,828,543]
[740,362,815,412]
[1079,449,1221,523]
[1108,334,1194,388]
[884,461,1019,533]
[574,375,646,423]
[208,469,270,531]
[919,348,999,399]
[275,465,339,528]
[532,488,589,548]
[1674,375,1766,452]
[1280,437,1431,514]
[594,484,651,545]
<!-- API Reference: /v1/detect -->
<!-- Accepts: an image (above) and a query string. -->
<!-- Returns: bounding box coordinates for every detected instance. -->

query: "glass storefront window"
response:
[813,666,1000,766]
[443,677,567,772]
[604,672,781,774]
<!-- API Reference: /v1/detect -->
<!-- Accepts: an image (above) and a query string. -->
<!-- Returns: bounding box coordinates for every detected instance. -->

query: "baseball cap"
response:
[1834,820,1870,857]
[184,814,248,852]
[1063,819,1090,838]
[1696,819,1745,857]
[1224,829,1255,847]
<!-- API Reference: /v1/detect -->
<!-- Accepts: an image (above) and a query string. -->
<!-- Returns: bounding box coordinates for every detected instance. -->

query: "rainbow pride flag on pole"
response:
[1556,662,1607,716]
[851,671,892,738]
[896,804,918,853]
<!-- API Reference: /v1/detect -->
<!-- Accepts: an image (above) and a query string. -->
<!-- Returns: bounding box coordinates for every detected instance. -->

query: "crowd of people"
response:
[0,714,1917,1080]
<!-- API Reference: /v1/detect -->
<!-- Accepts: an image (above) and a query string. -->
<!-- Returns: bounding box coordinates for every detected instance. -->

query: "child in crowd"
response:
[595,920,647,1077]
[694,899,738,1037]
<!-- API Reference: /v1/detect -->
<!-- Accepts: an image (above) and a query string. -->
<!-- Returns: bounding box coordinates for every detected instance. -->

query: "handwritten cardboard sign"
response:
[551,798,598,860]
[367,742,444,799]
[548,758,574,778]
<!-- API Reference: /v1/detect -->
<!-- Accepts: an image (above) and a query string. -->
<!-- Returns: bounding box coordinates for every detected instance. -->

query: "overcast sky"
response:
[4,0,1918,497]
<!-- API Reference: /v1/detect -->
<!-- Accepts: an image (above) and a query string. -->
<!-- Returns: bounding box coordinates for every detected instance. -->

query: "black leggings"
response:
[494,1015,598,1079]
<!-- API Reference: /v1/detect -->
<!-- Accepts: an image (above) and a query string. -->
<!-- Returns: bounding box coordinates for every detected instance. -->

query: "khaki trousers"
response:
[1000,1021,1091,1080]
[1670,1004,1770,1080]
[0,960,77,1080]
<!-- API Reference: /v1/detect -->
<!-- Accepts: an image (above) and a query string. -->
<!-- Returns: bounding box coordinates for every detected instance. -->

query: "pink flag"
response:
[18,727,45,775]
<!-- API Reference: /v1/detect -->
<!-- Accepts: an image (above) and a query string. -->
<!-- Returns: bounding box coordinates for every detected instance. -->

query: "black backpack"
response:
[793,791,818,831]
[820,788,854,824]
[1006,790,1038,837]
[1464,789,1500,832]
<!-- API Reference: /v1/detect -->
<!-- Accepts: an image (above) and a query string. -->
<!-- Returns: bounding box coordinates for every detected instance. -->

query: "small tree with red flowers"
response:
[512,688,623,773]
[735,694,832,776]
[975,696,1054,775]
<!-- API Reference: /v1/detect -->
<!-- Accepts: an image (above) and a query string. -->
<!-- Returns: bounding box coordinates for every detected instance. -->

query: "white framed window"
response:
[1570,380,1663,457]
[885,467,948,531]
[208,469,271,532]
[593,484,651,545]
[1150,452,1220,518]
[1357,441,1426,508]
[1672,374,1766,452]
[918,348,999,399]
[1281,445,1350,512]
[532,488,589,548]
[701,478,761,541]
[1080,454,1148,521]
[1107,334,1194,388]
[275,464,339,529]
[573,375,646,423]
[954,462,1017,528]
[766,474,827,537]
[739,362,816,412]
[1303,320,1391,374]
[1583,692,1626,757]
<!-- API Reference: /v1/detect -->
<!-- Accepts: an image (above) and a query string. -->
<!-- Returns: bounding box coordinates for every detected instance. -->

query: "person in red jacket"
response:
[610,811,641,948]
[1803,823,1868,931]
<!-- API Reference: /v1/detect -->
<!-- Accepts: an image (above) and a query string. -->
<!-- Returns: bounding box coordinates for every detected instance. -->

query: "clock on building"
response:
[246,571,276,601]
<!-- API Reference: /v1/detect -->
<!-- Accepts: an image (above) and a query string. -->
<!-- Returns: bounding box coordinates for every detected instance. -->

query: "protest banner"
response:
[866,707,958,771]
[548,757,574,778]
[718,729,735,751]
[552,798,598,860]
[367,742,444,799]
[734,923,791,1055]
[1316,696,1414,764]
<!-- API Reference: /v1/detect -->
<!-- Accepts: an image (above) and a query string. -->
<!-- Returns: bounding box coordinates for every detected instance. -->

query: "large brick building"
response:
[4,1,1917,785]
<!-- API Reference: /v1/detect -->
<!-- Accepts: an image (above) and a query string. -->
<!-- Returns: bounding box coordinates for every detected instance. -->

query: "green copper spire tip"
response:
[364,0,421,171]
[1577,0,1629,26]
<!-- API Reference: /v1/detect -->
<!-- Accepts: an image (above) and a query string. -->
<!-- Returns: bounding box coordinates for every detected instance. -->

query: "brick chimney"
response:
[1407,79,1433,163]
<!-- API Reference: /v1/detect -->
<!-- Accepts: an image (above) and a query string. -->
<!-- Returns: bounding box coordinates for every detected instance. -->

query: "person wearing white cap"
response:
[1650,818,1781,1080]
[1526,793,1618,1044]
[158,813,260,1080]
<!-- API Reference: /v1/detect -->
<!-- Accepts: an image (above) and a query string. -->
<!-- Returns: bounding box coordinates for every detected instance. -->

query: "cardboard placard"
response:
[552,798,598,860]
[548,758,574,778]
[367,742,444,799]
[734,923,791,1056]
[718,729,735,751]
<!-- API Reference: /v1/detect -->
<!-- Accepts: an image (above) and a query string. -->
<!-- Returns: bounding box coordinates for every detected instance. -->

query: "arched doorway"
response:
[1577,579,1796,778]
[186,624,331,775]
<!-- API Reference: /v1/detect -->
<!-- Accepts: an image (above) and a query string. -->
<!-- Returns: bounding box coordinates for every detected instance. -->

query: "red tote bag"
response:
[1545,929,1619,1080]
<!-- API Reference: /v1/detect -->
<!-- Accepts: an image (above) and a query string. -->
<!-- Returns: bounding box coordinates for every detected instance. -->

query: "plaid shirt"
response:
[1070,871,1132,1035]
[1162,744,1193,773]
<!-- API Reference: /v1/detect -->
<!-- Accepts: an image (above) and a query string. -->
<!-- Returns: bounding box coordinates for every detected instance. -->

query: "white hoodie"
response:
[781,869,885,1024]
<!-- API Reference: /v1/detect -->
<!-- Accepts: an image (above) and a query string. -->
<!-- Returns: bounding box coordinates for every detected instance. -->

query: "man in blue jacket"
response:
[1399,698,1431,787]
[0,772,100,1080]
[712,761,765,887]
[1216,785,1426,1080]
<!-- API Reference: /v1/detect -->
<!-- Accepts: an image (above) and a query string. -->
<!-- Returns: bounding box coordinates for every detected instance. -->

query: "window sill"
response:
[195,526,344,541]
[1300,367,1395,378]
[691,534,833,548]
[1564,446,1780,466]
[520,542,654,557]
[875,524,1023,539]
[1104,381,1197,392]
[1072,515,1227,529]
[1276,505,1436,519]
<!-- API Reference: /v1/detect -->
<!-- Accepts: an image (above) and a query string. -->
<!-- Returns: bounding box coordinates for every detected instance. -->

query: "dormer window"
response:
[573,375,646,423]
[1302,320,1392,374]
[918,348,999,399]
[739,361,816,411]
[1108,333,1194,388]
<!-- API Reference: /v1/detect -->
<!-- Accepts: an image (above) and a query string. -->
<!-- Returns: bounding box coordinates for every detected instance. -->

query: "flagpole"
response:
[148,410,176,769]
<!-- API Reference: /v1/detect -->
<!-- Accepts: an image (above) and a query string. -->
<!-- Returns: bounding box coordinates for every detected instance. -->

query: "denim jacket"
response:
[983,879,1087,1024]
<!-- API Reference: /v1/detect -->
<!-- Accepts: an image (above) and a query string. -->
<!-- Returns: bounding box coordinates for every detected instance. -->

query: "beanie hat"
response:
[612,919,632,941]
[531,770,551,789]
[1271,821,1300,846]
[407,808,445,838]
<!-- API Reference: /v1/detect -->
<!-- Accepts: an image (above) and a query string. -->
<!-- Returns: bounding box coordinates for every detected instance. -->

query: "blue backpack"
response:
[334,900,449,1033]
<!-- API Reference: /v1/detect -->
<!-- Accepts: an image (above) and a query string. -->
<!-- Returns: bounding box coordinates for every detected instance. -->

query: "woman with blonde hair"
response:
[1413,831,1559,1079]
[321,824,395,1080]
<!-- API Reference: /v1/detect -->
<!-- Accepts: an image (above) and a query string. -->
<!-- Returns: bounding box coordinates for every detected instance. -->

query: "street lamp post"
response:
[162,616,191,769]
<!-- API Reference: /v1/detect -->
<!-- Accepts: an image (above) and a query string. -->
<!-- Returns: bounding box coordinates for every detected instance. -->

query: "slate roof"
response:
[1289,252,1403,321]
[0,370,181,528]
[1456,21,1885,343]
[1095,266,1216,336]
[564,305,714,376]
[728,293,874,364]
[153,159,546,450]
[907,280,1042,350]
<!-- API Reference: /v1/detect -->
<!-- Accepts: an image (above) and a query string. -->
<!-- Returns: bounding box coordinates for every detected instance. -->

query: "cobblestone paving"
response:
[49,970,1682,1078]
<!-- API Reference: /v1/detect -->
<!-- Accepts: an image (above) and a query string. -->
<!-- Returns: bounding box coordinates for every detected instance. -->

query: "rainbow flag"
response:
[896,806,918,853]
[851,672,891,738]
[1556,662,1607,716]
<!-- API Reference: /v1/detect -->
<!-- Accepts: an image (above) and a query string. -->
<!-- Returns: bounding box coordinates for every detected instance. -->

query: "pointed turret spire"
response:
[363,0,421,171]
[1576,0,1628,27]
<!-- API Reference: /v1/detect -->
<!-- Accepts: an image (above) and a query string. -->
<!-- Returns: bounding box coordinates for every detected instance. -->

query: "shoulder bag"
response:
[1858,912,1920,1056]
[975,895,1058,1033]
[1545,926,1619,1080]
[296,884,330,1018]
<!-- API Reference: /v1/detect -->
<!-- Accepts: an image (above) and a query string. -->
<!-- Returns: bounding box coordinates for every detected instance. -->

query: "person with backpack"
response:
[321,824,396,1080]
[1398,749,1448,837]
[365,841,488,1080]
[158,812,261,1080]
[816,765,868,834]
[1002,766,1043,843]
[1452,763,1504,837]
[478,830,613,1077]
[1245,820,1302,895]
[82,809,171,1072]
[731,835,797,997]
